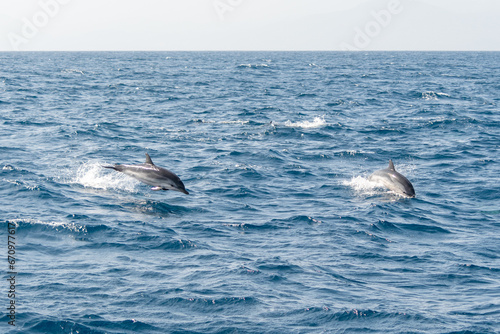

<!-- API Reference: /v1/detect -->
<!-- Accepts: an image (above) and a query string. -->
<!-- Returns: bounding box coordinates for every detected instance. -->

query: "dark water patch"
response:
[267,307,436,332]
[223,221,291,232]
[187,165,218,173]
[457,263,500,274]
[86,319,161,334]
[206,185,261,199]
[224,215,321,232]
[149,238,198,251]
[297,93,318,99]
[178,221,230,237]
[354,230,392,245]
[159,296,259,314]
[29,320,106,334]
[443,327,499,334]
[254,256,303,274]
[126,200,192,217]
[371,220,401,232]
[326,99,345,106]
[233,265,261,276]
[396,223,452,234]
[26,317,161,334]
[87,236,198,252]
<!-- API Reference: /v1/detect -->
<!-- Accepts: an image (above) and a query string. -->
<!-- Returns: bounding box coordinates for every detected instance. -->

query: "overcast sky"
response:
[1,0,499,51]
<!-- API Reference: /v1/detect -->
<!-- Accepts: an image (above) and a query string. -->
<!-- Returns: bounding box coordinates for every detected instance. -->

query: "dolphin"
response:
[103,153,189,194]
[368,160,415,197]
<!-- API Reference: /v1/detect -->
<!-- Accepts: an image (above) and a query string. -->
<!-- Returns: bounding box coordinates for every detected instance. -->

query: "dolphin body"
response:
[104,153,189,194]
[368,160,415,198]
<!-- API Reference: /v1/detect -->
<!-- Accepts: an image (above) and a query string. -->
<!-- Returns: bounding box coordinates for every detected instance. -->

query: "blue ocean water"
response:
[1,51,499,333]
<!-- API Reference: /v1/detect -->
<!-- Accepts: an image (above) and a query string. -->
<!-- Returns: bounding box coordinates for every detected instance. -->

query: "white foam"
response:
[220,120,249,125]
[8,218,85,233]
[238,63,269,68]
[61,68,85,75]
[72,161,138,192]
[421,91,451,100]
[192,119,249,125]
[342,176,381,196]
[284,116,327,129]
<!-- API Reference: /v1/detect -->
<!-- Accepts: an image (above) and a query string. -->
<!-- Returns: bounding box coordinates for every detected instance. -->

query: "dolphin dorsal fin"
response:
[388,160,395,170]
[145,153,154,165]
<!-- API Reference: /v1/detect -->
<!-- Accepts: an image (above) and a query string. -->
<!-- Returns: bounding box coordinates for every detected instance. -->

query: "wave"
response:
[125,199,194,217]
[296,93,318,98]
[333,150,375,158]
[219,120,250,125]
[236,63,269,69]
[6,218,87,234]
[284,116,327,129]
[159,296,258,311]
[224,215,323,232]
[26,317,161,334]
[191,119,250,125]
[84,236,198,252]
[267,307,436,331]
[60,68,85,75]
[398,222,451,234]
[418,91,452,101]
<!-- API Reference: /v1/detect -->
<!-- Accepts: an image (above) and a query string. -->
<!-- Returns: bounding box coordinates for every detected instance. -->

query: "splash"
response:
[72,161,138,192]
[284,116,327,129]
[7,218,85,233]
[342,176,381,196]
[421,91,451,100]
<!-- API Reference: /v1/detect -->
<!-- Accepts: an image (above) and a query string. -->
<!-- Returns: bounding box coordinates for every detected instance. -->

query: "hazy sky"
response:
[1,0,499,51]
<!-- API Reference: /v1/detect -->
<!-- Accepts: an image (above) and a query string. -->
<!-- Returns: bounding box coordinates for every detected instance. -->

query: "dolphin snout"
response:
[181,189,189,195]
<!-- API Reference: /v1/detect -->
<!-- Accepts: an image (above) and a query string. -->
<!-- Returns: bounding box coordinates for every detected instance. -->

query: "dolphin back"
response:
[369,160,415,197]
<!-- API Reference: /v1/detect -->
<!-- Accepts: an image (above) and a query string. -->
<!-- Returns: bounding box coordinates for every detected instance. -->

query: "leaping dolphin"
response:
[368,160,415,198]
[103,153,189,194]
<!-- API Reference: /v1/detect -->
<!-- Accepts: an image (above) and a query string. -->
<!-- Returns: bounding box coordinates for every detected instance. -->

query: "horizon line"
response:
[1,49,499,53]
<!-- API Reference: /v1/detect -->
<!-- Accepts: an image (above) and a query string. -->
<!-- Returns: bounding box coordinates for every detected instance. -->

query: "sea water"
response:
[1,52,499,333]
